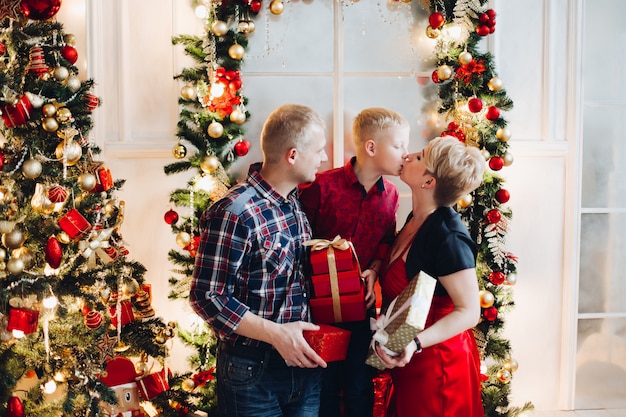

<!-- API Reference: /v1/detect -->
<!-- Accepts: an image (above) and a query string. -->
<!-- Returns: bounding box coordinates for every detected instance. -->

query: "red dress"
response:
[380,249,484,417]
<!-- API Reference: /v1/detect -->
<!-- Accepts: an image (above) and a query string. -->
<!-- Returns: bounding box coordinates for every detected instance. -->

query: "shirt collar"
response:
[247,162,298,204]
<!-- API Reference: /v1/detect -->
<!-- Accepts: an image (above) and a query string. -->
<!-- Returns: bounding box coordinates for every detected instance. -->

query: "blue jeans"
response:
[216,345,323,417]
[319,319,376,417]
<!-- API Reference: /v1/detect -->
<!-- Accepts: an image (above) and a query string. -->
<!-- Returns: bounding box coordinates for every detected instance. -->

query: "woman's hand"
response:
[374,341,417,369]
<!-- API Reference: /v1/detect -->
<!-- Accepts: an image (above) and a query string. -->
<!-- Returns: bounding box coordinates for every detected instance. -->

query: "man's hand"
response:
[272,321,327,368]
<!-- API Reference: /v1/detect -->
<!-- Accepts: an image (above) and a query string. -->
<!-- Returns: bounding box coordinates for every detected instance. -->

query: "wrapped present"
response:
[310,281,366,324]
[303,324,351,362]
[1,94,33,128]
[7,307,39,335]
[311,268,361,298]
[58,208,92,240]
[373,370,395,417]
[309,241,356,275]
[110,300,135,327]
[90,164,113,193]
[366,271,437,370]
[137,368,169,400]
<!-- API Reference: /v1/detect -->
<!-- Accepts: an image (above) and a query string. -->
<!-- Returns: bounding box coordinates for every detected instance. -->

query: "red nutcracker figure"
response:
[99,357,147,417]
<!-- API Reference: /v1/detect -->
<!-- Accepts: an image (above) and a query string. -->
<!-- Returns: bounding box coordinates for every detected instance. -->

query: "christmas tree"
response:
[0,3,193,417]
[164,0,533,415]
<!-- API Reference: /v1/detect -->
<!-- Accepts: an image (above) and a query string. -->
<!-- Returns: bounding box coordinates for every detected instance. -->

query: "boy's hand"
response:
[362,268,377,309]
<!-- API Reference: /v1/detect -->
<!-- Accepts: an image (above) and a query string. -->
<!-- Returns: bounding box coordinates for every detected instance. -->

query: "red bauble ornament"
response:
[1,94,33,128]
[428,12,445,29]
[61,44,78,64]
[486,209,502,224]
[7,396,25,417]
[431,69,440,84]
[249,0,262,13]
[486,9,496,19]
[21,0,62,21]
[489,271,506,285]
[468,97,483,113]
[0,150,4,171]
[164,209,179,225]
[84,310,103,329]
[476,25,490,36]
[479,13,489,24]
[234,139,251,157]
[489,156,504,171]
[47,185,67,203]
[485,106,500,120]
[495,188,510,204]
[45,236,63,268]
[483,306,498,321]
[85,93,99,111]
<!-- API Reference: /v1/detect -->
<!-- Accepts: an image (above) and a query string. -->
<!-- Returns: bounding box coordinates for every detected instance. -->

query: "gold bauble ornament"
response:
[124,279,140,297]
[503,151,514,167]
[55,139,83,166]
[22,158,42,179]
[176,231,191,248]
[479,290,495,308]
[55,107,72,124]
[496,369,512,383]
[181,378,196,392]
[6,257,24,274]
[269,0,284,14]
[239,20,255,34]
[487,77,503,92]
[211,20,228,37]
[230,109,246,125]
[42,103,57,117]
[505,273,517,286]
[12,246,34,270]
[135,360,149,376]
[42,117,59,132]
[503,358,519,372]
[180,85,197,101]
[64,34,77,46]
[172,143,187,159]
[436,65,453,81]
[200,155,220,173]
[66,75,81,93]
[457,194,473,208]
[2,229,25,249]
[0,248,6,259]
[53,66,69,81]
[228,43,245,60]
[425,25,440,39]
[78,173,97,191]
[0,221,15,234]
[458,51,473,65]
[207,121,224,138]
[57,231,71,244]
[496,127,512,142]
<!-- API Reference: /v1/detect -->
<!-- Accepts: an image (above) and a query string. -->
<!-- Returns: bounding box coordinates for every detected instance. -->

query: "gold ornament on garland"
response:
[172,142,187,159]
[228,43,245,60]
[269,0,284,15]
[200,155,220,173]
[207,121,224,138]
[211,20,228,37]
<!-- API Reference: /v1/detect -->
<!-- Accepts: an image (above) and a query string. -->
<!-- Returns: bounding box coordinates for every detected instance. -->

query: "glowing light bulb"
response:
[42,380,57,394]
[12,329,24,339]
[210,83,225,98]
[43,295,58,309]
[195,5,208,19]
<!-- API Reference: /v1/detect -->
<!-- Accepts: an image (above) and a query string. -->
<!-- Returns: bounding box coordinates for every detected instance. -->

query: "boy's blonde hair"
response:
[424,136,485,207]
[261,104,326,163]
[352,108,409,147]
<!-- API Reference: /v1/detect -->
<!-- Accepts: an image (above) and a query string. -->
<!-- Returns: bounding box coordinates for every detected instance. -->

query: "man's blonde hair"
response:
[424,136,485,206]
[352,108,409,147]
[261,104,326,164]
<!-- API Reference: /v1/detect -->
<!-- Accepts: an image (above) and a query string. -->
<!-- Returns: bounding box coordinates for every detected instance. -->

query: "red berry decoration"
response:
[234,139,251,157]
[468,97,483,113]
[485,106,500,121]
[431,69,440,84]
[164,209,179,225]
[428,12,445,29]
[21,0,62,21]
[486,208,502,224]
[489,156,504,171]
[483,306,498,321]
[249,0,262,13]
[47,185,68,203]
[476,25,490,36]
[495,188,510,204]
[489,271,506,285]
[61,45,78,65]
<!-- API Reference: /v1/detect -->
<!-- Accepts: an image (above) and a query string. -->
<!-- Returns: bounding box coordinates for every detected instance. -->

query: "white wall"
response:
[58,0,582,412]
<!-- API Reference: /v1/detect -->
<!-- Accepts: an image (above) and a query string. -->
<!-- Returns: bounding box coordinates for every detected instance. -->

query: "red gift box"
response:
[90,165,113,193]
[109,300,135,327]
[1,94,33,128]
[303,324,351,362]
[309,245,356,275]
[137,368,169,400]
[7,307,40,335]
[311,269,362,298]
[309,281,366,324]
[58,208,92,240]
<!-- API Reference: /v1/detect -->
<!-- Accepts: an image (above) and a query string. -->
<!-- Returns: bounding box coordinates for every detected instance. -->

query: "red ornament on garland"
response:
[486,209,502,224]
[85,93,99,111]
[476,25,490,36]
[164,209,179,225]
[489,271,506,285]
[495,188,510,204]
[84,310,103,329]
[249,0,262,13]
[234,139,251,157]
[61,44,78,64]
[488,156,504,171]
[428,12,445,29]
[431,69,440,84]
[1,94,33,127]
[468,97,483,113]
[21,0,62,21]
[7,395,25,417]
[45,236,63,269]
[483,306,498,321]
[485,106,500,121]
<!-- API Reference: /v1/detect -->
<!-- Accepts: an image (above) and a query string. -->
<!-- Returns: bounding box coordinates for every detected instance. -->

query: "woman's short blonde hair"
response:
[352,108,409,147]
[261,104,326,163]
[424,136,485,206]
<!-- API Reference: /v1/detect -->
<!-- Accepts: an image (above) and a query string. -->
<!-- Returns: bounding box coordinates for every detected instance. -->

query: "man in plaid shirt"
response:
[190,104,329,417]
